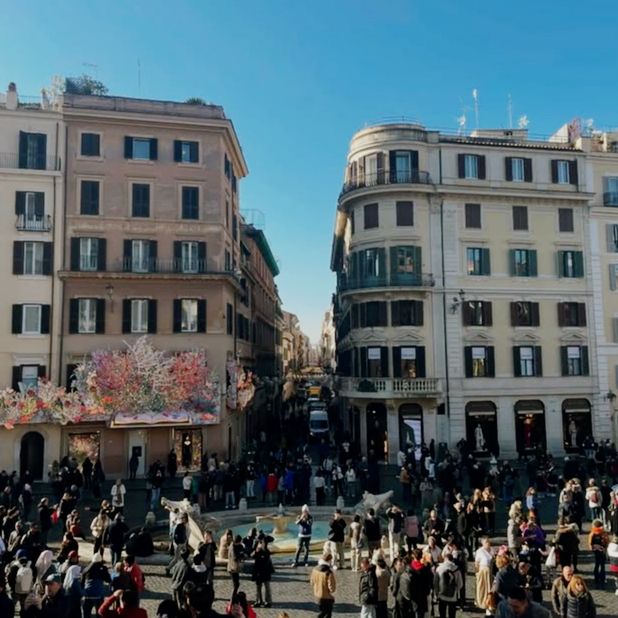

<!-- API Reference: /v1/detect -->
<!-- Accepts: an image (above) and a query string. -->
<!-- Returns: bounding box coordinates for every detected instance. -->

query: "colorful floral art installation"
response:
[0,337,220,429]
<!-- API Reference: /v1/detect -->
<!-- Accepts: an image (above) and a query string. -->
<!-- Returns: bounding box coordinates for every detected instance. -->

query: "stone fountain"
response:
[161,497,221,551]
[255,503,295,536]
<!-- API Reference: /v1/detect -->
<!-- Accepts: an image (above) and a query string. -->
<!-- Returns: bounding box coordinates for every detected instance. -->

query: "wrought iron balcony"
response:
[337,272,434,292]
[15,215,52,231]
[340,170,431,197]
[603,192,618,207]
[338,377,441,398]
[0,152,61,171]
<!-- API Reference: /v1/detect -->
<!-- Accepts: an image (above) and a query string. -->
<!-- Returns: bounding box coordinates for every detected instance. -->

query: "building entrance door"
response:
[366,403,387,461]
[20,431,44,479]
[127,430,146,477]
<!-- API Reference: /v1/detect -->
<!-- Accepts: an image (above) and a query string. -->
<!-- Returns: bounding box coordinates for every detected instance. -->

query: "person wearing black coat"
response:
[196,531,217,587]
[0,578,14,617]
[107,514,129,566]
[170,550,192,609]
[38,499,54,545]
[560,576,596,618]
[251,540,274,607]
[359,558,378,614]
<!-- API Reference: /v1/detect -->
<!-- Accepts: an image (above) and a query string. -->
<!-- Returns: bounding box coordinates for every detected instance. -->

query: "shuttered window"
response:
[396,201,414,226]
[512,206,528,231]
[559,208,574,233]
[364,203,379,229]
[465,203,481,229]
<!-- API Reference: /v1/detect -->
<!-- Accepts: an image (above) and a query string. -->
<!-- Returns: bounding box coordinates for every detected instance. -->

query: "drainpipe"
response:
[438,148,450,419]
[49,120,59,382]
[57,122,69,386]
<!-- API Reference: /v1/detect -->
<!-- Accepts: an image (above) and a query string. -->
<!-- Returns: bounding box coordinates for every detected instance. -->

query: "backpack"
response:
[438,568,457,598]
[15,564,33,594]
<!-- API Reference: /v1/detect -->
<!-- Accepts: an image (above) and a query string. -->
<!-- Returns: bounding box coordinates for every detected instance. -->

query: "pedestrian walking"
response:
[350,514,363,572]
[310,552,336,618]
[363,509,381,559]
[588,518,609,588]
[434,553,463,618]
[182,472,192,501]
[474,537,493,614]
[551,566,574,616]
[375,556,390,618]
[358,557,378,618]
[559,575,596,618]
[293,504,313,567]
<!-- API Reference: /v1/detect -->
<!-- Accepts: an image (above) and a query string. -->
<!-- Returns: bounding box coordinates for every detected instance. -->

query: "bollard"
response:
[238,498,248,512]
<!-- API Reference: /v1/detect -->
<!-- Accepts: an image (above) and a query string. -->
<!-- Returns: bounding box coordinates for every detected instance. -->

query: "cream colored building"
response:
[331,122,608,462]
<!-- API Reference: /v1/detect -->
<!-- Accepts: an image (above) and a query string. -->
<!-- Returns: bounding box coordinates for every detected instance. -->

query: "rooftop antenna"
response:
[518,115,529,129]
[457,113,467,136]
[507,94,513,129]
[472,88,479,129]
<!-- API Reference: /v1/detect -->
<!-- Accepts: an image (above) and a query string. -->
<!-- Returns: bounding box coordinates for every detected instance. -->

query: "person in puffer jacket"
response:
[560,575,596,618]
[81,553,111,617]
[608,534,618,595]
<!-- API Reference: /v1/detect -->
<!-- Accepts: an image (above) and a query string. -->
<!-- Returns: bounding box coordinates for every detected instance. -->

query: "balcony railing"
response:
[341,170,431,197]
[105,258,236,275]
[339,377,441,398]
[338,272,434,292]
[15,215,52,231]
[604,192,618,207]
[0,152,61,171]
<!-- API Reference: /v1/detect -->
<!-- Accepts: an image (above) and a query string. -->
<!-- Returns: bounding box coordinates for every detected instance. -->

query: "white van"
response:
[309,409,330,441]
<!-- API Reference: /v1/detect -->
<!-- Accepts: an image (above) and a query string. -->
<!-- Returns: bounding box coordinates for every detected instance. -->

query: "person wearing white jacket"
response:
[608,535,618,595]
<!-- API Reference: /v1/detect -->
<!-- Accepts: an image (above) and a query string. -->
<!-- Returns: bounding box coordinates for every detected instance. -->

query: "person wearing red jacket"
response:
[123,555,145,595]
[98,590,147,618]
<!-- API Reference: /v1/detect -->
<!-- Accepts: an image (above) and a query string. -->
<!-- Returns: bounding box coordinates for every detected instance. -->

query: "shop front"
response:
[465,401,498,457]
[399,403,423,460]
[562,398,592,452]
[514,400,547,455]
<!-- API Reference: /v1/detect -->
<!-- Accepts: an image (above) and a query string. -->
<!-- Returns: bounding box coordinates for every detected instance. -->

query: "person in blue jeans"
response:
[293,504,313,567]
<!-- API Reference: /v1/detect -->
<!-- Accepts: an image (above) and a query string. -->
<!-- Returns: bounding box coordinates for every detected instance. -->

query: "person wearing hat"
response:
[82,553,111,617]
[292,504,313,567]
[26,572,70,618]
[310,552,336,618]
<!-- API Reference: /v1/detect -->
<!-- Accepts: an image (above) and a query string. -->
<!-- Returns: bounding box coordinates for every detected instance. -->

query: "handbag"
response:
[545,546,556,568]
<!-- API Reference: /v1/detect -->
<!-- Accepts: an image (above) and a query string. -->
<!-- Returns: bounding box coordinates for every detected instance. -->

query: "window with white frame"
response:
[181,241,199,273]
[518,346,535,376]
[22,304,42,334]
[78,299,97,334]
[24,192,39,223]
[566,346,582,375]
[464,154,479,179]
[20,365,39,390]
[131,240,150,272]
[23,242,44,275]
[511,158,525,182]
[131,299,148,333]
[181,299,198,333]
[79,238,99,271]
[557,160,571,184]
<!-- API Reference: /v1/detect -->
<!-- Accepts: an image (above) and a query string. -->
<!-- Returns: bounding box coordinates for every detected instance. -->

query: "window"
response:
[512,206,528,231]
[182,187,199,220]
[458,154,486,179]
[513,346,542,377]
[505,157,532,182]
[604,177,618,206]
[607,225,618,252]
[132,183,150,217]
[174,140,199,163]
[364,203,379,229]
[466,247,490,275]
[557,302,586,327]
[360,346,388,378]
[465,203,481,229]
[226,303,234,335]
[559,208,574,233]
[391,300,424,326]
[131,240,151,272]
[125,136,157,161]
[15,192,45,229]
[512,158,524,182]
[557,250,584,278]
[181,299,198,333]
[390,246,421,283]
[80,180,100,215]
[181,241,199,273]
[19,365,40,390]
[78,299,97,334]
[393,346,426,378]
[510,249,537,277]
[23,242,44,275]
[561,346,589,376]
[462,301,492,327]
[464,346,495,377]
[353,247,386,281]
[352,302,387,328]
[390,150,418,183]
[225,249,231,271]
[552,159,577,185]
[510,301,540,327]
[80,133,100,157]
[19,131,46,170]
[396,201,414,226]
[131,299,149,333]
[79,238,99,271]
[12,304,49,335]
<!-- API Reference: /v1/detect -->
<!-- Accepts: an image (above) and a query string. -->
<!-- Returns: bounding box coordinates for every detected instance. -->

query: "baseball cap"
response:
[45,573,62,584]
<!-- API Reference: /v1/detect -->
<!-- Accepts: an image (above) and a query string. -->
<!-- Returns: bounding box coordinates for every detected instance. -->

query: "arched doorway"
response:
[562,399,592,452]
[514,400,547,455]
[366,403,387,461]
[465,401,498,456]
[20,432,44,480]
[399,404,423,460]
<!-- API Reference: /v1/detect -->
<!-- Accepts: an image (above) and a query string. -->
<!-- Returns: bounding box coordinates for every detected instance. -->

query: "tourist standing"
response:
[108,514,129,566]
[474,537,493,613]
[227,535,244,595]
[375,557,390,618]
[252,538,274,608]
[434,553,463,618]
[363,509,381,559]
[350,514,363,572]
[310,552,336,618]
[358,557,378,618]
[327,509,346,570]
[588,518,609,588]
[293,505,313,567]
[110,479,126,516]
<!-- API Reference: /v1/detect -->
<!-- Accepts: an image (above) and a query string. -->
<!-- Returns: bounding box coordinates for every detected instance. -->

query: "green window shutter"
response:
[391,301,400,327]
[530,302,540,327]
[416,347,426,378]
[560,347,568,376]
[509,249,516,276]
[505,157,513,181]
[581,346,589,375]
[487,347,495,377]
[481,248,491,275]
[529,250,538,277]
[360,347,367,377]
[483,302,492,326]
[416,301,424,326]
[574,251,584,277]
[15,192,25,216]
[607,225,617,252]
[380,347,389,377]
[557,251,564,277]
[95,299,106,334]
[464,347,473,377]
[610,265,618,291]
[534,346,543,376]
[413,246,422,275]
[390,246,399,278]
[392,347,401,378]
[378,248,386,280]
[513,347,521,377]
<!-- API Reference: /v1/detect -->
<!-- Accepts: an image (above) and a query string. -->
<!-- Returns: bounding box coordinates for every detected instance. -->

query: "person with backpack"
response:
[434,553,463,618]
[358,557,378,618]
[585,479,603,522]
[588,519,609,589]
[7,549,33,616]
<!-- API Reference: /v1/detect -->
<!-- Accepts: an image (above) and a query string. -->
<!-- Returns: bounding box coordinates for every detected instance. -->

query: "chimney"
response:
[6,82,18,110]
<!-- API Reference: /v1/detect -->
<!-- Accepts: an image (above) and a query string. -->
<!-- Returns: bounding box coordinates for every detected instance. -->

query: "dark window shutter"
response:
[509,249,516,276]
[570,160,578,185]
[173,140,182,162]
[123,240,132,272]
[392,347,401,378]
[37,365,46,379]
[477,156,486,179]
[482,302,492,326]
[388,151,396,182]
[97,238,106,271]
[12,305,22,334]
[15,192,25,215]
[360,347,367,377]
[34,192,44,217]
[173,241,182,272]
[70,238,80,271]
[416,300,424,326]
[581,346,589,375]
[149,138,158,160]
[41,304,50,334]
[560,347,568,376]
[190,142,198,163]
[481,248,491,275]
[198,242,207,273]
[42,242,53,275]
[18,131,27,168]
[513,347,521,377]
[505,157,513,181]
[124,136,133,159]
[351,305,359,329]
[487,347,495,376]
[574,251,584,277]
[557,251,564,277]
[524,158,533,182]
[510,302,518,326]
[416,347,426,378]
[12,366,20,391]
[378,302,387,326]
[380,347,389,377]
[457,154,466,178]
[376,152,385,184]
[149,240,158,272]
[410,150,419,170]
[122,299,131,334]
[551,160,558,183]
[391,301,400,327]
[13,241,24,275]
[148,300,157,334]
[173,299,182,333]
[529,250,538,277]
[464,347,473,377]
[35,135,47,169]
[557,303,566,327]
[577,303,587,327]
[197,300,207,333]
[69,299,79,334]
[95,299,105,334]
[534,346,543,376]
[530,302,540,327]
[462,301,472,326]
[66,364,77,389]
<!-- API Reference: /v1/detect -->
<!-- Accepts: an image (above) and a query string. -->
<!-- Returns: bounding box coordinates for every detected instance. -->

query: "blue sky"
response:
[2,0,618,341]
